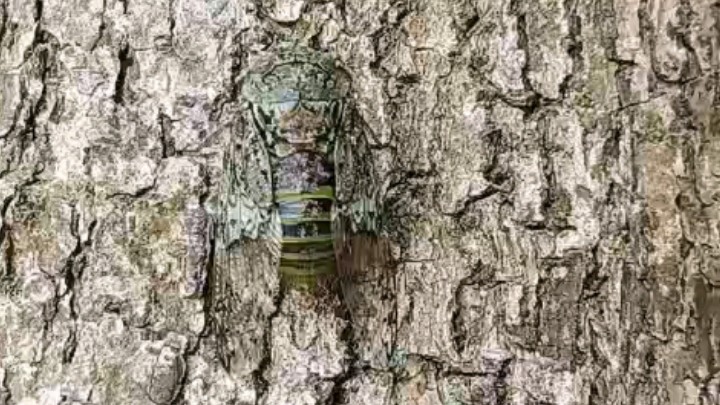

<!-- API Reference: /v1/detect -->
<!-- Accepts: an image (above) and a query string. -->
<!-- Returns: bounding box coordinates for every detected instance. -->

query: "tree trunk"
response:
[1,0,718,404]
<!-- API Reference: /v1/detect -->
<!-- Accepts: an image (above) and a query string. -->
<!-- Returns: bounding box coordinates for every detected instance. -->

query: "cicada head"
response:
[241,42,349,156]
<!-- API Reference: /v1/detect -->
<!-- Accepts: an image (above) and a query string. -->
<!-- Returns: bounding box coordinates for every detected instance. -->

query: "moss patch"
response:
[550,191,573,224]
[645,110,668,144]
[574,53,617,129]
[124,193,187,275]
[590,163,608,181]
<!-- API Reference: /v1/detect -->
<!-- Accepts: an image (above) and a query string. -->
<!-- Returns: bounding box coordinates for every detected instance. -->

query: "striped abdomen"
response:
[275,150,336,289]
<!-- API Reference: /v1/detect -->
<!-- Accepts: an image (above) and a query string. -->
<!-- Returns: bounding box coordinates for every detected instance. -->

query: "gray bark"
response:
[0,0,718,404]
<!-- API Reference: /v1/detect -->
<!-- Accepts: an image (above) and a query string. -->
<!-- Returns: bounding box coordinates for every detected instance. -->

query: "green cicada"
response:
[207,41,392,301]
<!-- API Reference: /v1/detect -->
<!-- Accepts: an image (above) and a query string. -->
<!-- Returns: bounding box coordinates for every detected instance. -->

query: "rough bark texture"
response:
[1,0,719,404]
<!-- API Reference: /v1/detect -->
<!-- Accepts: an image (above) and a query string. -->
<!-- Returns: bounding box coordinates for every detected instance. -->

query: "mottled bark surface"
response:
[1,0,719,404]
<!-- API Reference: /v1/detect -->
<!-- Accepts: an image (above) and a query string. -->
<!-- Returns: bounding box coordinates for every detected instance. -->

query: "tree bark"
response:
[1,0,719,404]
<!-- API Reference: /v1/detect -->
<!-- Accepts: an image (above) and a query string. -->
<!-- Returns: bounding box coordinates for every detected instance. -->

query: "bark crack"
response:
[90,0,107,51]
[107,175,158,200]
[675,0,702,79]
[450,294,466,355]
[447,182,511,218]
[34,0,43,22]
[0,194,16,292]
[1,168,43,295]
[0,368,10,404]
[113,42,134,105]
[168,0,176,46]
[324,306,361,405]
[559,0,583,99]
[59,205,97,364]
[637,0,667,88]
[2,225,14,286]
[254,286,285,405]
[509,0,541,116]
[0,0,8,47]
[168,331,207,405]
[450,260,508,355]
[158,111,176,159]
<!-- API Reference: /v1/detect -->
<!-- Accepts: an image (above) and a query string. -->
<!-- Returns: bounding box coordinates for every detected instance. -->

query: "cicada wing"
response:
[209,123,282,372]
[212,234,279,372]
[332,103,397,324]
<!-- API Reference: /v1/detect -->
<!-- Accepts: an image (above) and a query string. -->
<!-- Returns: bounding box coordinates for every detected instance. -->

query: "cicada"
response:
[210,41,393,308]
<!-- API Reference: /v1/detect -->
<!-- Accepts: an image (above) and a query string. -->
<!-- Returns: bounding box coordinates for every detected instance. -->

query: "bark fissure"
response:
[0,368,10,404]
[168,0,176,47]
[1,168,44,297]
[90,0,107,51]
[676,0,703,86]
[107,176,158,200]
[324,311,360,405]
[254,287,285,405]
[168,329,208,405]
[0,191,16,297]
[509,0,541,115]
[450,282,467,355]
[560,0,583,99]
[59,206,97,365]
[158,111,176,159]
[113,42,134,105]
[0,0,9,47]
[34,0,43,22]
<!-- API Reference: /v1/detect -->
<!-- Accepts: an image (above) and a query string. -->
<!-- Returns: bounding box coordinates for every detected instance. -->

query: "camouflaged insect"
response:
[210,41,387,292]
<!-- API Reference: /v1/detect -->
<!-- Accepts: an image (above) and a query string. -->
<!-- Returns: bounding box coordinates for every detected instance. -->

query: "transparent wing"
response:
[332,103,398,366]
[333,103,395,317]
